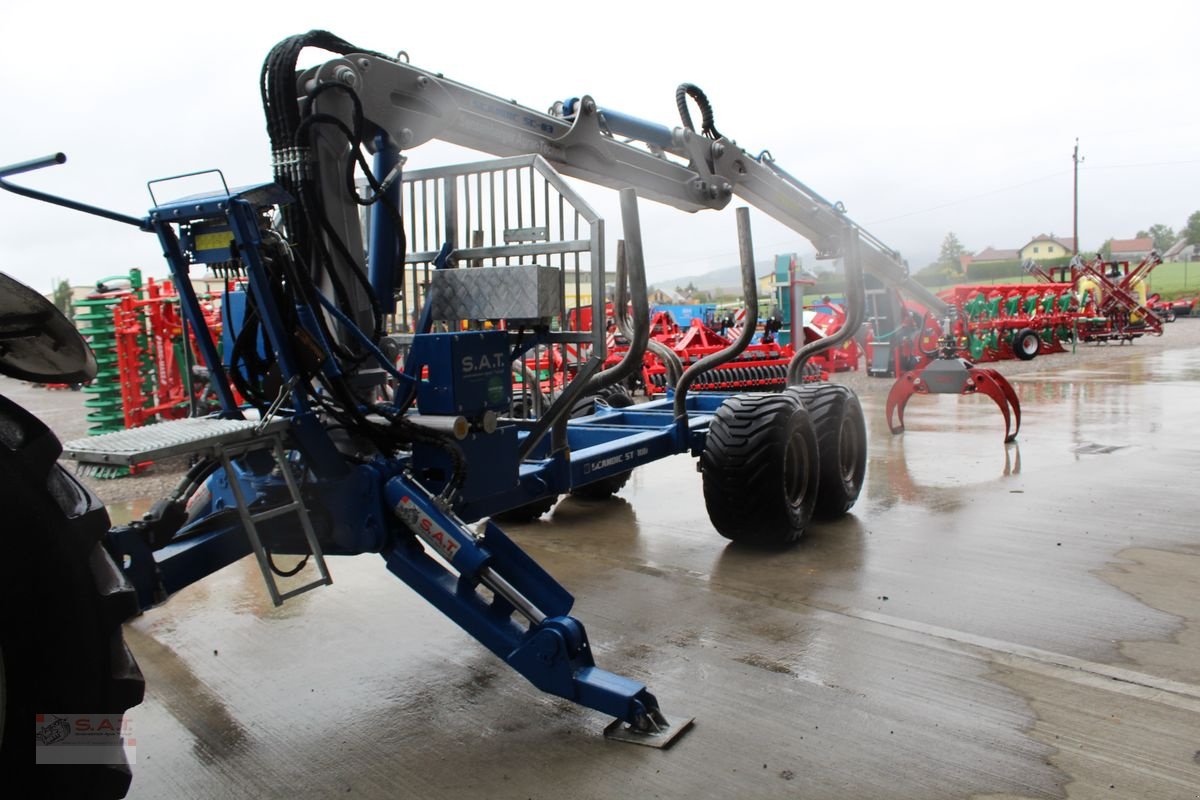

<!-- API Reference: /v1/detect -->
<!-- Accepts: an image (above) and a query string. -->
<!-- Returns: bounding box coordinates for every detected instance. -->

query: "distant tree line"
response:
[52,278,74,321]
[912,211,1200,288]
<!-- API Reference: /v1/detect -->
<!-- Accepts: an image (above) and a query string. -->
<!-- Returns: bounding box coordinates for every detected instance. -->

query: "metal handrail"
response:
[0,152,147,229]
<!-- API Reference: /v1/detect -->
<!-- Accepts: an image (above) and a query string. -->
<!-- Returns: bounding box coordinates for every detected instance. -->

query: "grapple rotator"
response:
[885,313,1021,443]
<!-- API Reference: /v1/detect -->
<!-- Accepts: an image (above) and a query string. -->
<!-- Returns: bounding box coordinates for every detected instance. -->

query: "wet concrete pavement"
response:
[14,335,1200,798]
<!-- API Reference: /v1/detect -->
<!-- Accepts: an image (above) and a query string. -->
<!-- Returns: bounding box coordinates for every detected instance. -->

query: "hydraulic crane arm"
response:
[289,49,949,319]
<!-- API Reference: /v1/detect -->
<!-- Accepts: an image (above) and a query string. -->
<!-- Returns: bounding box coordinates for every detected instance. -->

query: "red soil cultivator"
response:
[619,304,861,397]
[885,311,1021,443]
[637,311,808,395]
[553,294,863,400]
[73,275,231,476]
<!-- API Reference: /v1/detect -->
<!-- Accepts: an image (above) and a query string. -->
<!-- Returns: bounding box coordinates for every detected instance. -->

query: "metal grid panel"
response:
[62,417,290,464]
[393,155,608,418]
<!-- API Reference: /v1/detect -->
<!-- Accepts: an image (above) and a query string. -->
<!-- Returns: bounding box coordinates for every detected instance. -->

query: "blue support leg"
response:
[382,476,691,744]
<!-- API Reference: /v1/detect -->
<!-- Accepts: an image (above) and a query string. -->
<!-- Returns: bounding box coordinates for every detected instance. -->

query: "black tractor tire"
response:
[569,389,637,500]
[786,384,867,519]
[701,392,820,546]
[1013,328,1041,360]
[0,394,144,798]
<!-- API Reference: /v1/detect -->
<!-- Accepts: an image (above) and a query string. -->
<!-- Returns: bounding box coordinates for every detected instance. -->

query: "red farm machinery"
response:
[68,270,233,474]
[867,251,1168,377]
[866,250,1168,441]
[548,293,861,401]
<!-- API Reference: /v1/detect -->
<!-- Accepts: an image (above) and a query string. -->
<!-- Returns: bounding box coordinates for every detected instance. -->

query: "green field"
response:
[1147,261,1200,300]
[797,261,1198,308]
[914,261,1197,300]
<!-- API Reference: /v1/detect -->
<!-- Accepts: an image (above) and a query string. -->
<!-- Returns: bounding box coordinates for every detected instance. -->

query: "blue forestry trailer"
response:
[2,31,948,797]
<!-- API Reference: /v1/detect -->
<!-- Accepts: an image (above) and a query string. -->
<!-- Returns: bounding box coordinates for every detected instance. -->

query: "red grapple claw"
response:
[886,358,1020,442]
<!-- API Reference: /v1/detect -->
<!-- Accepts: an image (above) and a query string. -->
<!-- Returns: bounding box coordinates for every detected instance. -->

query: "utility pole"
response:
[1072,139,1083,255]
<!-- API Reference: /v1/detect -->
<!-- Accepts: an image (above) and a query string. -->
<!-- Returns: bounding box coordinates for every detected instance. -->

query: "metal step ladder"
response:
[62,416,331,605]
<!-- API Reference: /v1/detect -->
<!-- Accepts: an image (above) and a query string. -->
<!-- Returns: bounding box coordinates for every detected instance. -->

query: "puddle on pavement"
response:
[1154,348,1200,382]
[862,428,1020,516]
[123,625,253,767]
[972,546,1200,799]
[1095,547,1200,685]
[162,553,332,621]
[860,350,1198,513]
[106,497,154,526]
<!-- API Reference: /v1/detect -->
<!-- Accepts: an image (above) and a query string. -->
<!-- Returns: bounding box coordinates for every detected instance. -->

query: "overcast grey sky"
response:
[1,0,1196,294]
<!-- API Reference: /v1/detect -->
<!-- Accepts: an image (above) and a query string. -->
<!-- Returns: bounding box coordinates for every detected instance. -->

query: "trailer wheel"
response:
[569,389,636,499]
[492,494,560,524]
[701,392,819,545]
[786,384,867,519]
[1014,328,1041,360]
[1,395,144,798]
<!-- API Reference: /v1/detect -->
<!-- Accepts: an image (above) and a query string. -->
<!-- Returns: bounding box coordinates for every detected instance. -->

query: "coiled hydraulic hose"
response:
[675,83,723,140]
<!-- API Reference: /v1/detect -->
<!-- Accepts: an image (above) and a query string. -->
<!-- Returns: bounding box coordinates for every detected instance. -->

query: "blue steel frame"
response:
[1,153,732,729]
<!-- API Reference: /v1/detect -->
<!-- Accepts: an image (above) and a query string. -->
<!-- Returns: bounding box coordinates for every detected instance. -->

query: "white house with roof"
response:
[1161,238,1196,262]
[1109,237,1154,261]
[1019,235,1076,261]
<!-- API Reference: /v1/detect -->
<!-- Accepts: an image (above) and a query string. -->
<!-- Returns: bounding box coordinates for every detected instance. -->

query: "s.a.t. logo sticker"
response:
[395,495,461,561]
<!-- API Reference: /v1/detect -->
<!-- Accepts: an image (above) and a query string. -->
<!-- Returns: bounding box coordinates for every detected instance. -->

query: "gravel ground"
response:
[6,317,1197,512]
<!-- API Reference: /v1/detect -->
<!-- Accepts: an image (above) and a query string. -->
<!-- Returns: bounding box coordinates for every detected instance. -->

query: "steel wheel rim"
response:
[783,432,810,509]
[838,415,858,483]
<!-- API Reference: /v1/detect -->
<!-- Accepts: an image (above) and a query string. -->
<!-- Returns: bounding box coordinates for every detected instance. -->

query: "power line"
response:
[864,158,1199,228]
[648,156,1200,278]
[1074,139,1084,255]
[865,170,1072,226]
[1083,158,1200,171]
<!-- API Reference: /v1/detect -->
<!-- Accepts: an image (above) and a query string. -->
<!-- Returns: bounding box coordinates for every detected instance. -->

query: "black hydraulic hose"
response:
[262,32,390,343]
[168,457,221,504]
[293,109,385,346]
[674,208,758,420]
[786,226,866,385]
[646,333,683,386]
[675,83,723,140]
[229,303,281,410]
[261,31,384,149]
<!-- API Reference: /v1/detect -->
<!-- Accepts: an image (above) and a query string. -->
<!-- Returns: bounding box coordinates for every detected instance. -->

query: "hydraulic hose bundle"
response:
[255,33,463,485]
[252,34,396,426]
